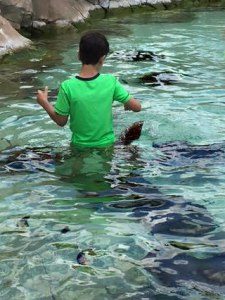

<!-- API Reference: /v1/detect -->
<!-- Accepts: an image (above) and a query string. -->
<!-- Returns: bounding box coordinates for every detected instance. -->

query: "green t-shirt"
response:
[54,73,132,148]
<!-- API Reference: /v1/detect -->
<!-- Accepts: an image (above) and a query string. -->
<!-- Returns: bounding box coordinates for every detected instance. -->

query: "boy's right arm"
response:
[37,87,68,127]
[124,98,142,112]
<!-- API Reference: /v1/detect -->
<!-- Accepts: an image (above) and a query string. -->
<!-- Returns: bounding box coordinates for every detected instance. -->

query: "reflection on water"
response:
[1,8,225,300]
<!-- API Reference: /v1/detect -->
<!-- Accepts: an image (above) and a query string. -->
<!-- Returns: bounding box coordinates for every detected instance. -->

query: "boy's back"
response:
[55,73,131,148]
[37,31,141,148]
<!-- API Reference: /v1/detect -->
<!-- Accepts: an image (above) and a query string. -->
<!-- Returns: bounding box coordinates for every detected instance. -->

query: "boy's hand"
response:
[37,86,48,107]
[36,86,68,127]
[124,98,141,112]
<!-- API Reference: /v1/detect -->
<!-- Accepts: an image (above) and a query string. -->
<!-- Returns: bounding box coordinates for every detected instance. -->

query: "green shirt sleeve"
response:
[54,84,70,116]
[113,78,132,104]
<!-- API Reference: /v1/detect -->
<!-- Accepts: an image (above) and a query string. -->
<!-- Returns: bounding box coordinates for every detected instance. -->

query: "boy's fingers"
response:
[45,86,48,93]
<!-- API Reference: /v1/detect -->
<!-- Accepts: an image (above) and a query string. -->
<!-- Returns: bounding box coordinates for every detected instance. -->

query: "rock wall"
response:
[0,0,179,56]
[0,15,31,56]
[0,0,32,29]
[0,0,179,30]
[0,0,223,55]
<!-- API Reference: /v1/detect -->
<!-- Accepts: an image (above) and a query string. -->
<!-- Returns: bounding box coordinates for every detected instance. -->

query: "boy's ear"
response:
[99,55,105,65]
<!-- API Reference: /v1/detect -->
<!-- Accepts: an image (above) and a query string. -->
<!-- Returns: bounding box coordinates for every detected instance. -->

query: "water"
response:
[1,8,225,300]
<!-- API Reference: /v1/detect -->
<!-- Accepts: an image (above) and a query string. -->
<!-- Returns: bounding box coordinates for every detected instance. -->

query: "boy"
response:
[37,31,141,148]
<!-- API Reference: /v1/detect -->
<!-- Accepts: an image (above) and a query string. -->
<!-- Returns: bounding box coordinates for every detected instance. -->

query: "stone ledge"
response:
[0,0,223,56]
[0,15,31,56]
[0,0,180,31]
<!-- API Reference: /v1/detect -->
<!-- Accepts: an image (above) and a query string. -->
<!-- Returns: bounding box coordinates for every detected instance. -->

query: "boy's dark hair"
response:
[79,31,109,65]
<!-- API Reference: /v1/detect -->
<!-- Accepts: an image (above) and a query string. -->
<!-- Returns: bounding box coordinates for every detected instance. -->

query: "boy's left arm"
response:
[37,87,68,127]
[113,78,141,112]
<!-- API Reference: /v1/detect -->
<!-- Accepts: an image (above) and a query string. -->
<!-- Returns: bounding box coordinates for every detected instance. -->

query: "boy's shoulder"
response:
[61,77,75,87]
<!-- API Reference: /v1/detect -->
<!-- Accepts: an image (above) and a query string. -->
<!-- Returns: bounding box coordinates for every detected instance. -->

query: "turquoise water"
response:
[1,8,225,299]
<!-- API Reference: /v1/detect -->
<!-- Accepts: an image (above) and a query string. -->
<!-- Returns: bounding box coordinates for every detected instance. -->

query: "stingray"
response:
[118,197,215,237]
[109,50,165,62]
[146,252,225,288]
[140,71,181,86]
[132,51,165,62]
[152,140,225,169]
[153,140,225,160]
[150,208,216,237]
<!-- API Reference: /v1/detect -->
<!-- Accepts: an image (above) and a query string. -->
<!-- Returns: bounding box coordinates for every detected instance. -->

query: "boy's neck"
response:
[79,64,101,78]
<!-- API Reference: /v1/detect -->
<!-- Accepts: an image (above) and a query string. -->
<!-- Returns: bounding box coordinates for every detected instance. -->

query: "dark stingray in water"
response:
[140,71,181,86]
[132,51,165,61]
[90,164,216,238]
[0,146,64,174]
[150,208,216,237]
[108,193,216,237]
[92,166,216,238]
[122,181,217,237]
[109,50,165,62]
[153,140,225,168]
[146,252,225,288]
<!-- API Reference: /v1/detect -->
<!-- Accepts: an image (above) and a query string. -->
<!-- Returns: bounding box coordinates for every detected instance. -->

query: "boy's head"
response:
[79,31,109,65]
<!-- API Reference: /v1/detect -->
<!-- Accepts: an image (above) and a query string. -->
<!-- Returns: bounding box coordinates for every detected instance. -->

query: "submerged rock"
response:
[17,216,30,228]
[169,240,216,250]
[84,191,99,197]
[77,251,88,265]
[60,226,71,234]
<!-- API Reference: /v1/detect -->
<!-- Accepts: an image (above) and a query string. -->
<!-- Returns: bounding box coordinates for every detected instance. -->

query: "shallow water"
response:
[1,8,225,300]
